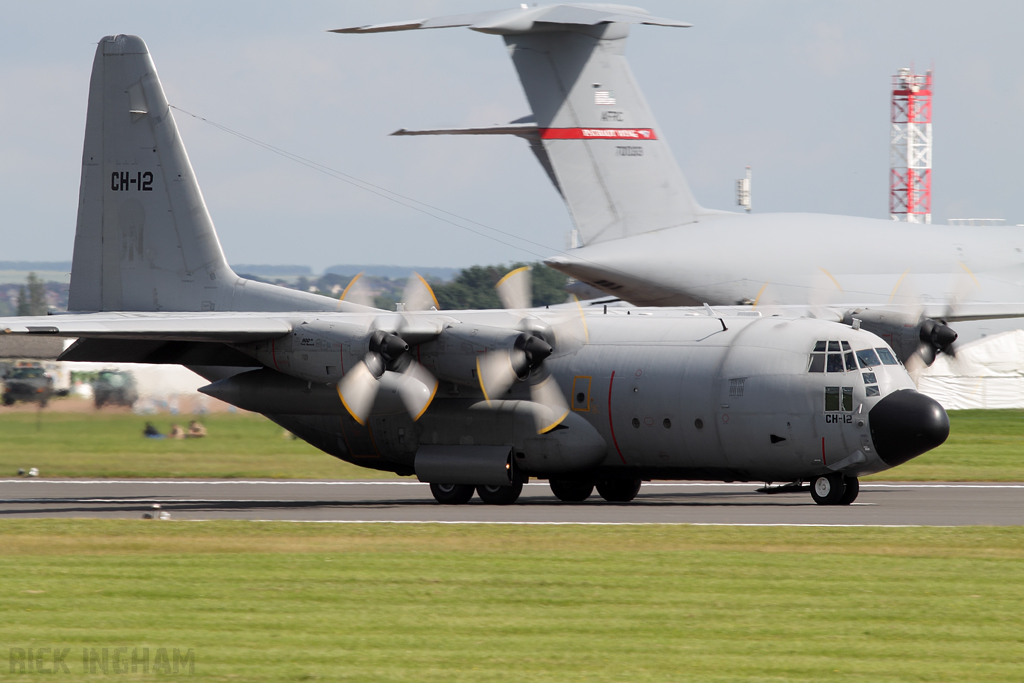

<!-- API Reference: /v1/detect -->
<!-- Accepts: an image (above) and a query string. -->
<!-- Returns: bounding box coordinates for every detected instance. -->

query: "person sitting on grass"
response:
[168,423,186,439]
[186,420,207,438]
[143,422,163,439]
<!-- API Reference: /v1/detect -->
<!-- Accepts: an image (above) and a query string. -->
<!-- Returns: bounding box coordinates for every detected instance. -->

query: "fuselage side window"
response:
[825,386,840,411]
[824,386,854,412]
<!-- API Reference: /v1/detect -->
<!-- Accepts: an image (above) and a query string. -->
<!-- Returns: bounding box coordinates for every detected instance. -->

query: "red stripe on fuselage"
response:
[539,127,658,140]
[608,371,627,464]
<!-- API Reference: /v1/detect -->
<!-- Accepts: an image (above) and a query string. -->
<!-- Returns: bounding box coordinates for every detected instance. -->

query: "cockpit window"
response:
[826,353,844,372]
[876,348,899,365]
[808,354,825,372]
[856,349,881,368]
[810,341,859,373]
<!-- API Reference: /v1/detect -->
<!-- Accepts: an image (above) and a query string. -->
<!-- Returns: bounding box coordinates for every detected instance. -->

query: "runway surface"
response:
[1,479,1022,525]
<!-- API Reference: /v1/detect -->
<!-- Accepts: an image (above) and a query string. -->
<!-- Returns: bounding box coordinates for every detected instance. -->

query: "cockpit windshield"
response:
[811,341,901,374]
[856,349,881,368]
[876,348,899,365]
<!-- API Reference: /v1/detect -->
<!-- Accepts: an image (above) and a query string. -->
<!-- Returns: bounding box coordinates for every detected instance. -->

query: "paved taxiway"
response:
[1,479,1022,525]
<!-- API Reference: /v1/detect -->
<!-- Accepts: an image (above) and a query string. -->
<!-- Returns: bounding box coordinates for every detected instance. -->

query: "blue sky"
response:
[1,1,1021,271]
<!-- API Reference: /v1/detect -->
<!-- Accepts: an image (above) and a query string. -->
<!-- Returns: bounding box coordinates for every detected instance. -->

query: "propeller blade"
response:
[339,272,375,308]
[529,374,570,434]
[397,360,439,421]
[544,296,589,356]
[401,272,440,312]
[496,266,532,310]
[337,360,383,425]
[476,350,524,404]
[807,267,844,319]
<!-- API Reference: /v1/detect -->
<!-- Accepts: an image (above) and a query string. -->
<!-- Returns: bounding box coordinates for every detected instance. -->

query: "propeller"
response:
[477,266,586,433]
[337,273,440,425]
[916,318,958,366]
[338,272,375,308]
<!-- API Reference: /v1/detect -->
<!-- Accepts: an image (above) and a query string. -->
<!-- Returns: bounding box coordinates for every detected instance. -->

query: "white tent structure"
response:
[917,330,1024,409]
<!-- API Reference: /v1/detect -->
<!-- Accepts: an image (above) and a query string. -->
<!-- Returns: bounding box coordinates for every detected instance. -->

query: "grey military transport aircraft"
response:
[337,3,1024,371]
[1,34,949,506]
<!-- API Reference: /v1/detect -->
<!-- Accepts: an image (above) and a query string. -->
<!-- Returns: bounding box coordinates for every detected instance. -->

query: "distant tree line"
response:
[432,263,568,310]
[238,262,570,311]
[16,273,48,316]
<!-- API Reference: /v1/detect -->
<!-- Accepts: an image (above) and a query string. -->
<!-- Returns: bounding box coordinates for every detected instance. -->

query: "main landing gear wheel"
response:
[810,473,848,505]
[596,478,642,503]
[430,483,474,505]
[476,481,524,505]
[549,480,594,502]
[837,476,860,505]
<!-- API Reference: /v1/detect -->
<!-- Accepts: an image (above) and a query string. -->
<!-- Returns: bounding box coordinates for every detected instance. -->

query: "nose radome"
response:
[868,390,949,468]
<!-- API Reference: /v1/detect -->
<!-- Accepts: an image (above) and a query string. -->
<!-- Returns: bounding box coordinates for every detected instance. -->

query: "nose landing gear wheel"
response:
[596,478,642,502]
[810,473,847,505]
[429,483,475,505]
[549,480,594,502]
[476,481,524,505]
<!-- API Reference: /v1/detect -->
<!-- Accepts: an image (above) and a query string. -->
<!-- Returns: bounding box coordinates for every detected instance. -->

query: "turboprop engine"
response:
[842,309,958,367]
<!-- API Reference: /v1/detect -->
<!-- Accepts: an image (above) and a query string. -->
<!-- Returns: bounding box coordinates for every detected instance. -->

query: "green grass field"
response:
[864,409,1024,481]
[0,408,1021,480]
[2,521,1022,682]
[0,410,395,479]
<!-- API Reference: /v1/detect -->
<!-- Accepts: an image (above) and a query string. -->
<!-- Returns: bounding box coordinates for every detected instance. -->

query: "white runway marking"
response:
[243,519,943,528]
[2,480,1022,488]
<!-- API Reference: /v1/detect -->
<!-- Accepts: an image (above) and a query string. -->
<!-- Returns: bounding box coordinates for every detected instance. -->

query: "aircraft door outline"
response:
[572,375,592,412]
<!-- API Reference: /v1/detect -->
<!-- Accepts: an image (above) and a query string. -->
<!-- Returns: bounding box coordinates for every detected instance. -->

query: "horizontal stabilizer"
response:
[394,121,562,196]
[392,123,539,138]
[331,4,690,35]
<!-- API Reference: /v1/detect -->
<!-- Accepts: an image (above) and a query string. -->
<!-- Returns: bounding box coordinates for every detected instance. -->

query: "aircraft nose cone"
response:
[868,390,949,468]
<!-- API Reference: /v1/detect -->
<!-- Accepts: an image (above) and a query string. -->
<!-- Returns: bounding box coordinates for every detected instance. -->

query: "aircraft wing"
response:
[0,312,293,342]
[835,302,1024,323]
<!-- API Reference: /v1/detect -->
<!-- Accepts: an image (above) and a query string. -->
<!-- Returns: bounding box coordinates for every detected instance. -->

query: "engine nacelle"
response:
[233,320,369,385]
[418,323,529,388]
[843,309,956,365]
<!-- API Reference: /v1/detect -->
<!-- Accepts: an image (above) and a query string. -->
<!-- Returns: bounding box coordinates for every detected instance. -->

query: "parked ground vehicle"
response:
[2,366,54,406]
[93,369,139,408]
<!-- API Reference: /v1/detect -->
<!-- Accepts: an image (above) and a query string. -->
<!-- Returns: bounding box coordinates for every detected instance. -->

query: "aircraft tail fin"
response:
[69,35,341,313]
[505,24,704,246]
[338,5,704,247]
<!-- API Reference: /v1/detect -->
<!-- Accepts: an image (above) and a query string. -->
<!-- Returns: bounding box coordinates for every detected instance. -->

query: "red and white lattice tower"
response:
[890,68,932,223]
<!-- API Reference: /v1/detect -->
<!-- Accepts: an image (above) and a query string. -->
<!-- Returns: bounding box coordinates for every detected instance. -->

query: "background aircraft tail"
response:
[504,24,703,245]
[338,5,704,247]
[69,35,340,313]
